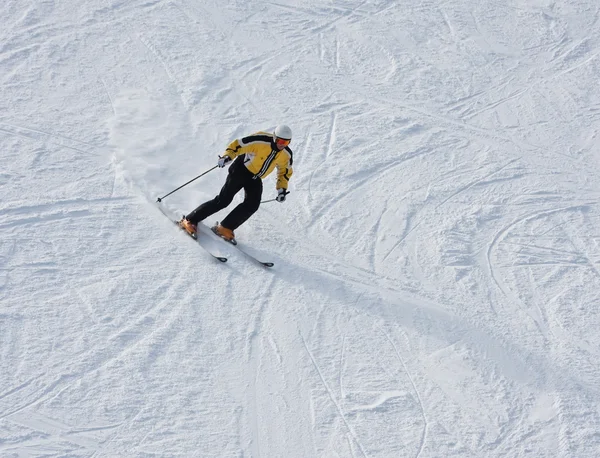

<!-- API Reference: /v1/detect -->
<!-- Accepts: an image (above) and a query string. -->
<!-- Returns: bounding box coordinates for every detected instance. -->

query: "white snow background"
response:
[1,0,600,457]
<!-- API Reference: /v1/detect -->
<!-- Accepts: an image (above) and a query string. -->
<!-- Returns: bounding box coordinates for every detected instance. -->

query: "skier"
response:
[179,125,294,243]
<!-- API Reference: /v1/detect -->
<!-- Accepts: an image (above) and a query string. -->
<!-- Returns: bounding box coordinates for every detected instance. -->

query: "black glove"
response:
[218,155,232,168]
[276,188,289,203]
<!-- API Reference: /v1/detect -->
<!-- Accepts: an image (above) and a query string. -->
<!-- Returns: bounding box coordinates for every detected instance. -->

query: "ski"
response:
[156,205,227,263]
[200,223,274,267]
[232,244,274,268]
[176,221,228,263]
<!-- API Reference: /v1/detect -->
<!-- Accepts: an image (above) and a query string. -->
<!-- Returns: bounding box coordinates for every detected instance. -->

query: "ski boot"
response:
[211,223,236,245]
[179,218,198,239]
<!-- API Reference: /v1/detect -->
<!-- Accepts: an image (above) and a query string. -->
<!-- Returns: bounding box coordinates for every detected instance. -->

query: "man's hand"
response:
[276,188,289,203]
[218,156,232,168]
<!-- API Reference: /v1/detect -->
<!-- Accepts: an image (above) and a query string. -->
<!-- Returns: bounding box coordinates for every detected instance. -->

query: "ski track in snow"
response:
[1,0,600,456]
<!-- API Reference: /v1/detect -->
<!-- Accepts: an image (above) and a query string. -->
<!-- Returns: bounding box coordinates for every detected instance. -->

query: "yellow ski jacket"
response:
[222,131,293,190]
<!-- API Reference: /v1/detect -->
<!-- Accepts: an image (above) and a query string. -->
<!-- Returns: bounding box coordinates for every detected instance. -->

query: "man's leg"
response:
[185,161,247,224]
[220,177,263,231]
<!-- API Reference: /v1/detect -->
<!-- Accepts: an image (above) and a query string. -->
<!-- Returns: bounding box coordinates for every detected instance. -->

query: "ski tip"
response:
[262,262,274,268]
[216,256,228,263]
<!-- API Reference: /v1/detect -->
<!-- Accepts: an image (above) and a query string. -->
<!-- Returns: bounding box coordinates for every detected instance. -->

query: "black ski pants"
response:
[185,158,263,230]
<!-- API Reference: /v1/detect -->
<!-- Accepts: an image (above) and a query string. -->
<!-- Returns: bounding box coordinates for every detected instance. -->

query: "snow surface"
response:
[1,0,600,456]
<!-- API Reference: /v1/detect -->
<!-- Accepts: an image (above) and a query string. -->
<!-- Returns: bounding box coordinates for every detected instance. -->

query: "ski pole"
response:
[156,165,218,202]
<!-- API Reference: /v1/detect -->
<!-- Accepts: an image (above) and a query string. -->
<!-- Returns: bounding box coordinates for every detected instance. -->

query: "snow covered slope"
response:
[1,0,599,456]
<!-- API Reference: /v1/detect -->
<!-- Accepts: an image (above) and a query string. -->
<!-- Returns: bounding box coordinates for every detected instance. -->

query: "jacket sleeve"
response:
[222,131,267,160]
[276,160,293,190]
[222,139,243,160]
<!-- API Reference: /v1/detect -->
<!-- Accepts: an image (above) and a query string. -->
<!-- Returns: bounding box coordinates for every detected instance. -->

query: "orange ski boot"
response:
[211,223,236,245]
[179,218,198,238]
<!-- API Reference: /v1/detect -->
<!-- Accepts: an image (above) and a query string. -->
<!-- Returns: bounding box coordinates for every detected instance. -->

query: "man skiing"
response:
[179,125,294,243]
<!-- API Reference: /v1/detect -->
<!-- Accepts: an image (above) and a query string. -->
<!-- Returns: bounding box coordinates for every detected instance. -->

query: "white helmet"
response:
[274,124,292,141]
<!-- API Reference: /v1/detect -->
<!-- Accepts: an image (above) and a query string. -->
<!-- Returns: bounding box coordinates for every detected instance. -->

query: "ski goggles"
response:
[275,137,291,148]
